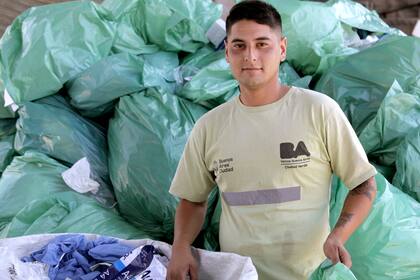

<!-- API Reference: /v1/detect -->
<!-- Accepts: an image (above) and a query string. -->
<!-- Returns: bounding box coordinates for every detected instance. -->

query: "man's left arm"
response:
[323,176,377,268]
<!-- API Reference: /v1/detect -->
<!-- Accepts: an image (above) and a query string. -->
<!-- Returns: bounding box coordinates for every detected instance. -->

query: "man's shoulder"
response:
[195,97,236,128]
[291,86,340,112]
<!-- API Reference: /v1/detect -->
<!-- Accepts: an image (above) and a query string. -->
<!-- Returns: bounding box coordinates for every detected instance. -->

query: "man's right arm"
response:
[167,198,207,280]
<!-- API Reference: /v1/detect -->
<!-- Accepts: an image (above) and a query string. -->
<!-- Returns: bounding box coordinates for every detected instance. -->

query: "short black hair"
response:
[226,0,282,36]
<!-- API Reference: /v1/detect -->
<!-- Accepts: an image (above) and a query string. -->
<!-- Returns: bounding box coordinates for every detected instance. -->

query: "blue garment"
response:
[22,234,134,280]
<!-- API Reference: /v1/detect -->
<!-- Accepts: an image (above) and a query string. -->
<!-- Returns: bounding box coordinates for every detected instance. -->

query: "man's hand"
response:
[323,233,352,268]
[167,243,198,280]
[167,199,207,280]
[324,176,376,269]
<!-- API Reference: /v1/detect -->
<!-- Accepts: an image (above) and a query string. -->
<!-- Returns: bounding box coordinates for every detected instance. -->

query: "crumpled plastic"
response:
[0,247,49,280]
[0,65,15,118]
[266,0,403,76]
[100,0,222,53]
[108,87,217,243]
[309,259,358,280]
[393,127,420,202]
[62,157,100,195]
[66,51,179,117]
[0,118,16,173]
[315,35,420,134]
[1,191,149,240]
[14,95,115,206]
[329,173,420,279]
[359,81,420,166]
[0,151,70,232]
[0,1,116,105]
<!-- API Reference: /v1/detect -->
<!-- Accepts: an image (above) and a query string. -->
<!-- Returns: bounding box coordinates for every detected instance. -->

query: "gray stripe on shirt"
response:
[222,186,301,206]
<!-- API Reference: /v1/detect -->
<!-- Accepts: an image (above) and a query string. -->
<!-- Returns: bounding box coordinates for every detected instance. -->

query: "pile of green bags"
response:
[267,0,403,76]
[329,173,420,279]
[315,35,420,134]
[393,128,420,202]
[0,0,419,278]
[108,87,217,242]
[66,51,180,117]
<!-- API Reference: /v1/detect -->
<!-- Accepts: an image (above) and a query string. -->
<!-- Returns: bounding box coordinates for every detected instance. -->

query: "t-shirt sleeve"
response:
[169,121,215,202]
[325,102,377,190]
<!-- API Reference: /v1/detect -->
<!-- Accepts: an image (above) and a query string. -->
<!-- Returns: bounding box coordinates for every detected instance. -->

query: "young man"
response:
[167,1,377,279]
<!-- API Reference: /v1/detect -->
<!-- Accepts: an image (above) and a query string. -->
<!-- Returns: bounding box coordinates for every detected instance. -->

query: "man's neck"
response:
[239,79,290,107]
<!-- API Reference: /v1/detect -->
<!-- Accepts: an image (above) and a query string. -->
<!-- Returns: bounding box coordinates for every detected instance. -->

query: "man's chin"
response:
[240,79,265,89]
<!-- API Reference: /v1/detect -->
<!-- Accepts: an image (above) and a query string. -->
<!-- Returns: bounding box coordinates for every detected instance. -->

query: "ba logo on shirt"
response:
[280,141,311,169]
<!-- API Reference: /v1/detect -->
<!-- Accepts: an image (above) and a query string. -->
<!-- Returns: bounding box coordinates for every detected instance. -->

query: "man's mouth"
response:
[242,67,263,71]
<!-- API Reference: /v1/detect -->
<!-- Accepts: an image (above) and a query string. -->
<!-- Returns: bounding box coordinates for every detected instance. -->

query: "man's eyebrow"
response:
[254,37,271,41]
[231,38,245,43]
[230,37,272,43]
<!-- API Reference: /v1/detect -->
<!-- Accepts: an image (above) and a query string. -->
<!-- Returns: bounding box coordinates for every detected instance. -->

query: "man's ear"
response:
[225,39,230,63]
[280,36,287,62]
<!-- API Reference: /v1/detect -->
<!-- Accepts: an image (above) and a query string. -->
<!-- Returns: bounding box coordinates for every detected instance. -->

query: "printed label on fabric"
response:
[279,141,311,169]
[213,157,234,176]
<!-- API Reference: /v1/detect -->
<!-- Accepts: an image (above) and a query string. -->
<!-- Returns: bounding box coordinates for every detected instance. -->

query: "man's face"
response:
[225,20,287,89]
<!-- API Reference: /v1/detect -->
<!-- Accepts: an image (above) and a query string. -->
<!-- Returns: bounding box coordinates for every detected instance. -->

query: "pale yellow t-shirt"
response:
[169,86,377,280]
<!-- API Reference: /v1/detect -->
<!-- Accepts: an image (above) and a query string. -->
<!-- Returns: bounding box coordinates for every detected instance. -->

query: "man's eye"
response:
[257,42,268,47]
[233,44,244,49]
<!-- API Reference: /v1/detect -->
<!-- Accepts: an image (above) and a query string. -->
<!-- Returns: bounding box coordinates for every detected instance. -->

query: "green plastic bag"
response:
[0,119,16,173]
[0,151,70,231]
[309,260,358,280]
[329,173,420,280]
[97,0,159,55]
[359,81,420,166]
[393,128,420,202]
[268,0,403,75]
[100,0,222,53]
[108,88,214,242]
[1,191,149,240]
[266,0,402,76]
[0,134,14,173]
[177,55,238,108]
[66,51,179,117]
[0,66,15,118]
[0,1,116,104]
[315,35,420,134]
[14,95,115,206]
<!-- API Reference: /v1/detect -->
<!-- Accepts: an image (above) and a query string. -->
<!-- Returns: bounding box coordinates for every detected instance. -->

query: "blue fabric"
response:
[22,234,134,280]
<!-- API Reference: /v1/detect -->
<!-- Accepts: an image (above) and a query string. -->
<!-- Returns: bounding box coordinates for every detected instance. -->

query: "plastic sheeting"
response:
[266,0,403,76]
[309,260,358,280]
[66,51,179,117]
[0,151,70,231]
[0,119,16,173]
[1,192,149,240]
[315,35,420,134]
[0,1,116,105]
[0,66,15,118]
[393,128,420,202]
[14,95,115,206]
[100,0,222,53]
[329,173,420,279]
[359,81,420,166]
[108,88,214,242]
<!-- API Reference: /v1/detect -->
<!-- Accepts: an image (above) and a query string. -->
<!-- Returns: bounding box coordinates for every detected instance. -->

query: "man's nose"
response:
[244,46,257,62]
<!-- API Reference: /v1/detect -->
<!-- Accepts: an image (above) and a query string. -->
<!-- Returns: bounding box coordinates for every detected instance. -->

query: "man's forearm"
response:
[173,199,207,247]
[331,176,377,243]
